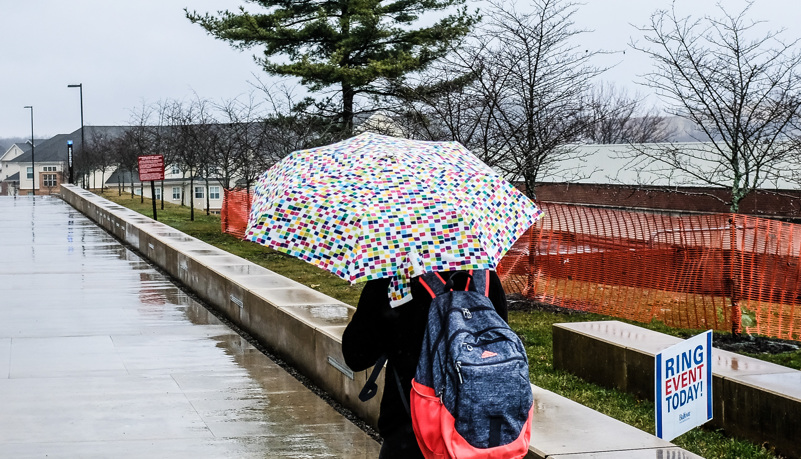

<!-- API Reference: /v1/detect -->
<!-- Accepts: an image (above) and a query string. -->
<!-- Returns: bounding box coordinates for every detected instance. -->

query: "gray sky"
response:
[1,0,797,139]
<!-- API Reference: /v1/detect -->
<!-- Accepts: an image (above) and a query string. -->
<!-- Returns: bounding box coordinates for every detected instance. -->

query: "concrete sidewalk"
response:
[0,196,380,458]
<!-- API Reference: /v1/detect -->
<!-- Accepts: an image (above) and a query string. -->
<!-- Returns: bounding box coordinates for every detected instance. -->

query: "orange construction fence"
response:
[497,203,801,341]
[221,191,801,341]
[221,188,255,240]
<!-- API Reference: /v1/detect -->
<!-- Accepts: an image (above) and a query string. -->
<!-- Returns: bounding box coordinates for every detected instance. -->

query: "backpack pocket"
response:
[410,379,449,458]
[450,336,532,449]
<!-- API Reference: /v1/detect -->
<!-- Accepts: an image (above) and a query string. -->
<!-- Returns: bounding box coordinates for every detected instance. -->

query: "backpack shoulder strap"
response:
[419,270,491,298]
[418,271,449,299]
[358,355,387,402]
[468,269,491,297]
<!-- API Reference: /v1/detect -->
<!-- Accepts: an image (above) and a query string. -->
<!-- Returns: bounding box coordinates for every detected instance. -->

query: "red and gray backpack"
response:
[411,270,533,459]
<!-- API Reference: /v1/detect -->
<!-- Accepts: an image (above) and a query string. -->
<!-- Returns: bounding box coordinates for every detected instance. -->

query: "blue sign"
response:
[655,330,713,441]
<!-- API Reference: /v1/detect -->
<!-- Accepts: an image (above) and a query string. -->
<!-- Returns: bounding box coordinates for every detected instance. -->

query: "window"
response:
[172,187,181,200]
[195,187,204,199]
[27,166,33,179]
[43,166,56,172]
[171,165,180,175]
[43,174,57,187]
[154,187,162,200]
[134,188,142,196]
[209,186,220,200]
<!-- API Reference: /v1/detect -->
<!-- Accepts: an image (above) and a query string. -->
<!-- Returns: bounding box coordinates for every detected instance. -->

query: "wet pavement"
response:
[0,196,381,458]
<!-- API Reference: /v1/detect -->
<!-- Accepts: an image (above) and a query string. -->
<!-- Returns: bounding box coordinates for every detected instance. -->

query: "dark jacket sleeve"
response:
[342,278,391,372]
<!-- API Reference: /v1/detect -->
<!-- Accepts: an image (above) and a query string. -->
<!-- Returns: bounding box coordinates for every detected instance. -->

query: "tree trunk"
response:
[727,217,742,335]
[190,175,195,221]
[343,83,354,134]
[205,179,210,215]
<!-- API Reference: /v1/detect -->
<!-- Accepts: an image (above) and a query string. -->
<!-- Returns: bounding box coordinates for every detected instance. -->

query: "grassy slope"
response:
[100,191,796,458]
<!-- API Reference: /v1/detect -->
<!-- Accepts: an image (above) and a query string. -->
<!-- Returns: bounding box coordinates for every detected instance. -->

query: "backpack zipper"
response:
[430,305,496,351]
[445,325,517,350]
[453,356,526,384]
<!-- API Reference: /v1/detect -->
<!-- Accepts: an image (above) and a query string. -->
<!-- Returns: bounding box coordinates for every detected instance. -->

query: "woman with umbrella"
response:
[342,271,509,458]
[244,132,542,457]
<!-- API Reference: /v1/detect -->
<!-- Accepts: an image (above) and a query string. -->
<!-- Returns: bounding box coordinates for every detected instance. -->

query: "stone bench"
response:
[553,320,801,458]
[60,186,701,459]
[526,385,701,458]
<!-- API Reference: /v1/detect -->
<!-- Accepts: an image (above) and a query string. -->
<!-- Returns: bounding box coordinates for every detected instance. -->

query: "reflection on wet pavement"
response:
[0,196,380,458]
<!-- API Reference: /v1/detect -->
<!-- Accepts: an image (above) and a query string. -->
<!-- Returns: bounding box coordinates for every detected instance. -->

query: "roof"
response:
[541,142,798,189]
[10,126,129,164]
[14,142,33,152]
[2,172,20,182]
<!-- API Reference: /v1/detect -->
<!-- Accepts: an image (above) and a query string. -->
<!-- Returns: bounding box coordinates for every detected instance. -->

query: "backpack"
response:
[410,270,533,459]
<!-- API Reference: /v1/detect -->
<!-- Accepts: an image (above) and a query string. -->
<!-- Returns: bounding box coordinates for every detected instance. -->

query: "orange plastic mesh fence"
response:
[221,188,254,240]
[222,191,801,341]
[497,203,801,342]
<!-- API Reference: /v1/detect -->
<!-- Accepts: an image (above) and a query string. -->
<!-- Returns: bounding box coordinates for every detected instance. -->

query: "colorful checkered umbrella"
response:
[245,132,543,306]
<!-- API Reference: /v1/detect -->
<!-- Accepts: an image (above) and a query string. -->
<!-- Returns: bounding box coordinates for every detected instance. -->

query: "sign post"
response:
[137,155,164,221]
[66,140,74,184]
[655,330,713,441]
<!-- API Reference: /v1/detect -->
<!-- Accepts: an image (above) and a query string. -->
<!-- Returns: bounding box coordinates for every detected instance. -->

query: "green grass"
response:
[99,191,795,459]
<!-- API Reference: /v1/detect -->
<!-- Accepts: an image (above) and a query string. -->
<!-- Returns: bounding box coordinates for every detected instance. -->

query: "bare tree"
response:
[164,98,206,221]
[581,82,675,144]
[389,60,501,163]
[254,81,339,162]
[396,0,606,199]
[79,127,117,192]
[629,1,801,212]
[215,95,262,191]
[150,101,172,210]
[128,102,157,203]
[112,130,141,198]
[188,97,220,216]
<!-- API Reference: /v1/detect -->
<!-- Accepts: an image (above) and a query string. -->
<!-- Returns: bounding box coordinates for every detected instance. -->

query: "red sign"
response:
[138,155,165,182]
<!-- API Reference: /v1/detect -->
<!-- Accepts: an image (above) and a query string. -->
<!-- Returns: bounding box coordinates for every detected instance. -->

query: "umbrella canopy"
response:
[245,132,543,305]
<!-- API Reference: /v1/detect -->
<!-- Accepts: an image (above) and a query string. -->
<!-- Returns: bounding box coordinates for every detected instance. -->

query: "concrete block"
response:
[315,325,381,426]
[233,274,299,292]
[553,322,630,391]
[138,232,168,269]
[722,372,801,459]
[249,287,346,308]
[527,385,675,458]
[212,264,278,277]
[546,448,703,459]
[238,290,283,351]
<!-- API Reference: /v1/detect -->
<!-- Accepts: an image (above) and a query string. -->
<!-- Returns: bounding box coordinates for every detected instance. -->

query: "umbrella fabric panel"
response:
[245,132,543,305]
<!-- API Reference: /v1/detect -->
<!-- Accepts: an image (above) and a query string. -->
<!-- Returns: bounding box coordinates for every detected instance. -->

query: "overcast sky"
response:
[1,0,797,139]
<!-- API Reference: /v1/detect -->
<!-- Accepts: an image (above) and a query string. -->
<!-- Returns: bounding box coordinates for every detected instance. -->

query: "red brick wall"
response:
[533,183,801,220]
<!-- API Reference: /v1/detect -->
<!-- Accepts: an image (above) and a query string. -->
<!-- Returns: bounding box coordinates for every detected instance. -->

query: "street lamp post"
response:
[67,84,84,186]
[23,106,34,194]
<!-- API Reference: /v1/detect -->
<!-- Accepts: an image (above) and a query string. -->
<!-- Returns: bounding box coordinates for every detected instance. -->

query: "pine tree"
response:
[187,0,476,133]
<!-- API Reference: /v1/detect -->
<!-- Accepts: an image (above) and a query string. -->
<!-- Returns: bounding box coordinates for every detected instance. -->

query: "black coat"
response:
[342,271,508,437]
